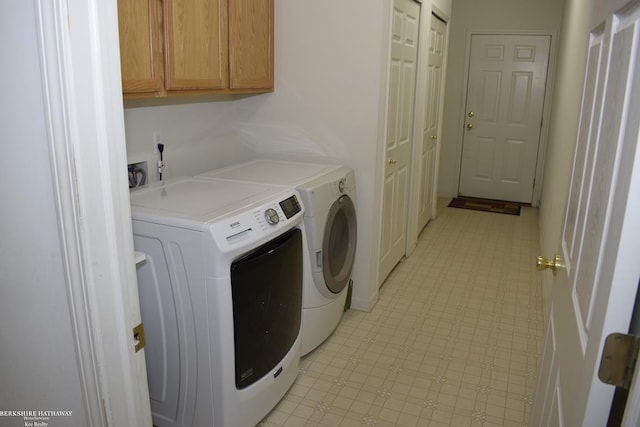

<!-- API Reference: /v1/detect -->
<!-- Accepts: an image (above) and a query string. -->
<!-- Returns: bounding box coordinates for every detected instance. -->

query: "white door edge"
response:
[406,1,431,255]
[430,7,451,220]
[624,357,640,426]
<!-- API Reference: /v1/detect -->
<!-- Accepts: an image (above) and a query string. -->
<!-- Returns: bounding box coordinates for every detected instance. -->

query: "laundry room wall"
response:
[230,0,388,311]
[122,0,395,312]
[123,98,254,183]
[437,0,565,198]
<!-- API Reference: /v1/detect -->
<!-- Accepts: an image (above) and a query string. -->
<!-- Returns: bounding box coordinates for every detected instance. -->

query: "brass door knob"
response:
[388,158,397,164]
[466,123,473,130]
[468,111,475,117]
[431,135,437,140]
[537,255,565,276]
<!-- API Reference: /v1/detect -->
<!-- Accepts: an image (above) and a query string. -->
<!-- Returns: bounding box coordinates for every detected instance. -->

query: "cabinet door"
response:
[228,0,274,89]
[117,0,163,94]
[164,0,228,90]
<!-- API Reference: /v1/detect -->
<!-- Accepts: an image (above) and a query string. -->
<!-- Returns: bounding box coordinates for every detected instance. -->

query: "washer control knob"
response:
[264,208,280,225]
[338,179,346,193]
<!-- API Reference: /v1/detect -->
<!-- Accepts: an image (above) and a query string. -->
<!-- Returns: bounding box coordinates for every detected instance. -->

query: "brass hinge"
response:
[598,333,640,389]
[133,322,145,353]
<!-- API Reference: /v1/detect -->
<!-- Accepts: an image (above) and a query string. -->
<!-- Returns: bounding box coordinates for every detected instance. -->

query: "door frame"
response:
[452,30,559,207]
[406,4,451,253]
[374,0,453,291]
[36,0,152,424]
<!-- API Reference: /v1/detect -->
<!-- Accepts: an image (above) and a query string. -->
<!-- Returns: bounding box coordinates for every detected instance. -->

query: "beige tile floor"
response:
[260,199,543,426]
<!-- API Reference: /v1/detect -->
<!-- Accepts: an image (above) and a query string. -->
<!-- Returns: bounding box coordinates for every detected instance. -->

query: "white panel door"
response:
[530,3,640,425]
[459,34,550,203]
[379,0,420,285]
[417,13,447,232]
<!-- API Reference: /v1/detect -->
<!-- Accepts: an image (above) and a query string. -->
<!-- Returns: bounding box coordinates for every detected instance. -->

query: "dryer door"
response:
[322,195,357,293]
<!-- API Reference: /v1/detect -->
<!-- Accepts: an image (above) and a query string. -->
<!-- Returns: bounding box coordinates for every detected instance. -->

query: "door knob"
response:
[536,255,565,276]
[466,123,473,130]
[388,158,397,164]
[468,111,475,117]
[431,135,437,140]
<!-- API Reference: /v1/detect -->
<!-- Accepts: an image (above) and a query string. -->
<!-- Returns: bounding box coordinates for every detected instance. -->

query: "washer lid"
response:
[130,177,280,226]
[198,159,339,187]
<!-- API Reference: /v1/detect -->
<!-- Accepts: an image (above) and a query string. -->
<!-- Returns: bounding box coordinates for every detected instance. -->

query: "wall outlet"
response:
[127,161,148,188]
[153,132,161,154]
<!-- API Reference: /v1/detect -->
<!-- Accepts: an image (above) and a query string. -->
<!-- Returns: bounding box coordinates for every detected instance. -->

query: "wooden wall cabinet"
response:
[117,0,274,98]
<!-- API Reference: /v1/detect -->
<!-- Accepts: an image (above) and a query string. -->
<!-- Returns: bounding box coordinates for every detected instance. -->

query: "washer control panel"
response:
[264,208,280,225]
[210,192,304,254]
[279,194,302,219]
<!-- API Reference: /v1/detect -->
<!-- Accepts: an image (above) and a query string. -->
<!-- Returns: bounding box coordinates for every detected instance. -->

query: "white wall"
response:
[0,1,87,424]
[124,98,253,182]
[231,0,387,310]
[122,0,388,310]
[438,0,565,198]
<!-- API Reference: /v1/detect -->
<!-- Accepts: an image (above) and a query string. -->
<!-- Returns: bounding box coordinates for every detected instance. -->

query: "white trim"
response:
[532,31,559,207]
[372,0,395,294]
[406,0,427,256]
[36,0,152,424]
[35,1,105,424]
[406,1,452,252]
[428,4,451,222]
[453,29,559,206]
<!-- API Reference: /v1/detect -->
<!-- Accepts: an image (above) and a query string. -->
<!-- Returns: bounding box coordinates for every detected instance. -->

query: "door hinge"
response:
[133,322,146,353]
[598,333,640,389]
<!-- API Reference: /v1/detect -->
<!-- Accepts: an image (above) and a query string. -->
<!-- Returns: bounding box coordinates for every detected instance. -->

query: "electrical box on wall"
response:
[128,161,147,188]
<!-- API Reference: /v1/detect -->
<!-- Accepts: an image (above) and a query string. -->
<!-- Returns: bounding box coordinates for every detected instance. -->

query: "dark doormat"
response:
[448,197,522,216]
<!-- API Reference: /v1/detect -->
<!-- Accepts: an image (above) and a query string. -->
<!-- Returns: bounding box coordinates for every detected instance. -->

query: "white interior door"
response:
[379,0,420,285]
[530,3,640,425]
[417,13,447,232]
[459,34,550,203]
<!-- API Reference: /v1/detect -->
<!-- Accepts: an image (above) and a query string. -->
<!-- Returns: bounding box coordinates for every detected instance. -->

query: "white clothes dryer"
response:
[198,160,358,355]
[130,177,304,427]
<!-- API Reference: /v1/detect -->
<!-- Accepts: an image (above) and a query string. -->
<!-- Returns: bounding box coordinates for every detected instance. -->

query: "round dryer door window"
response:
[322,194,357,293]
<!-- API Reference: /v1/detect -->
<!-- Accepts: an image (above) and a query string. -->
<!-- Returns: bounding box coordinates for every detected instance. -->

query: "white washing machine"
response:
[130,177,305,427]
[198,160,358,355]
